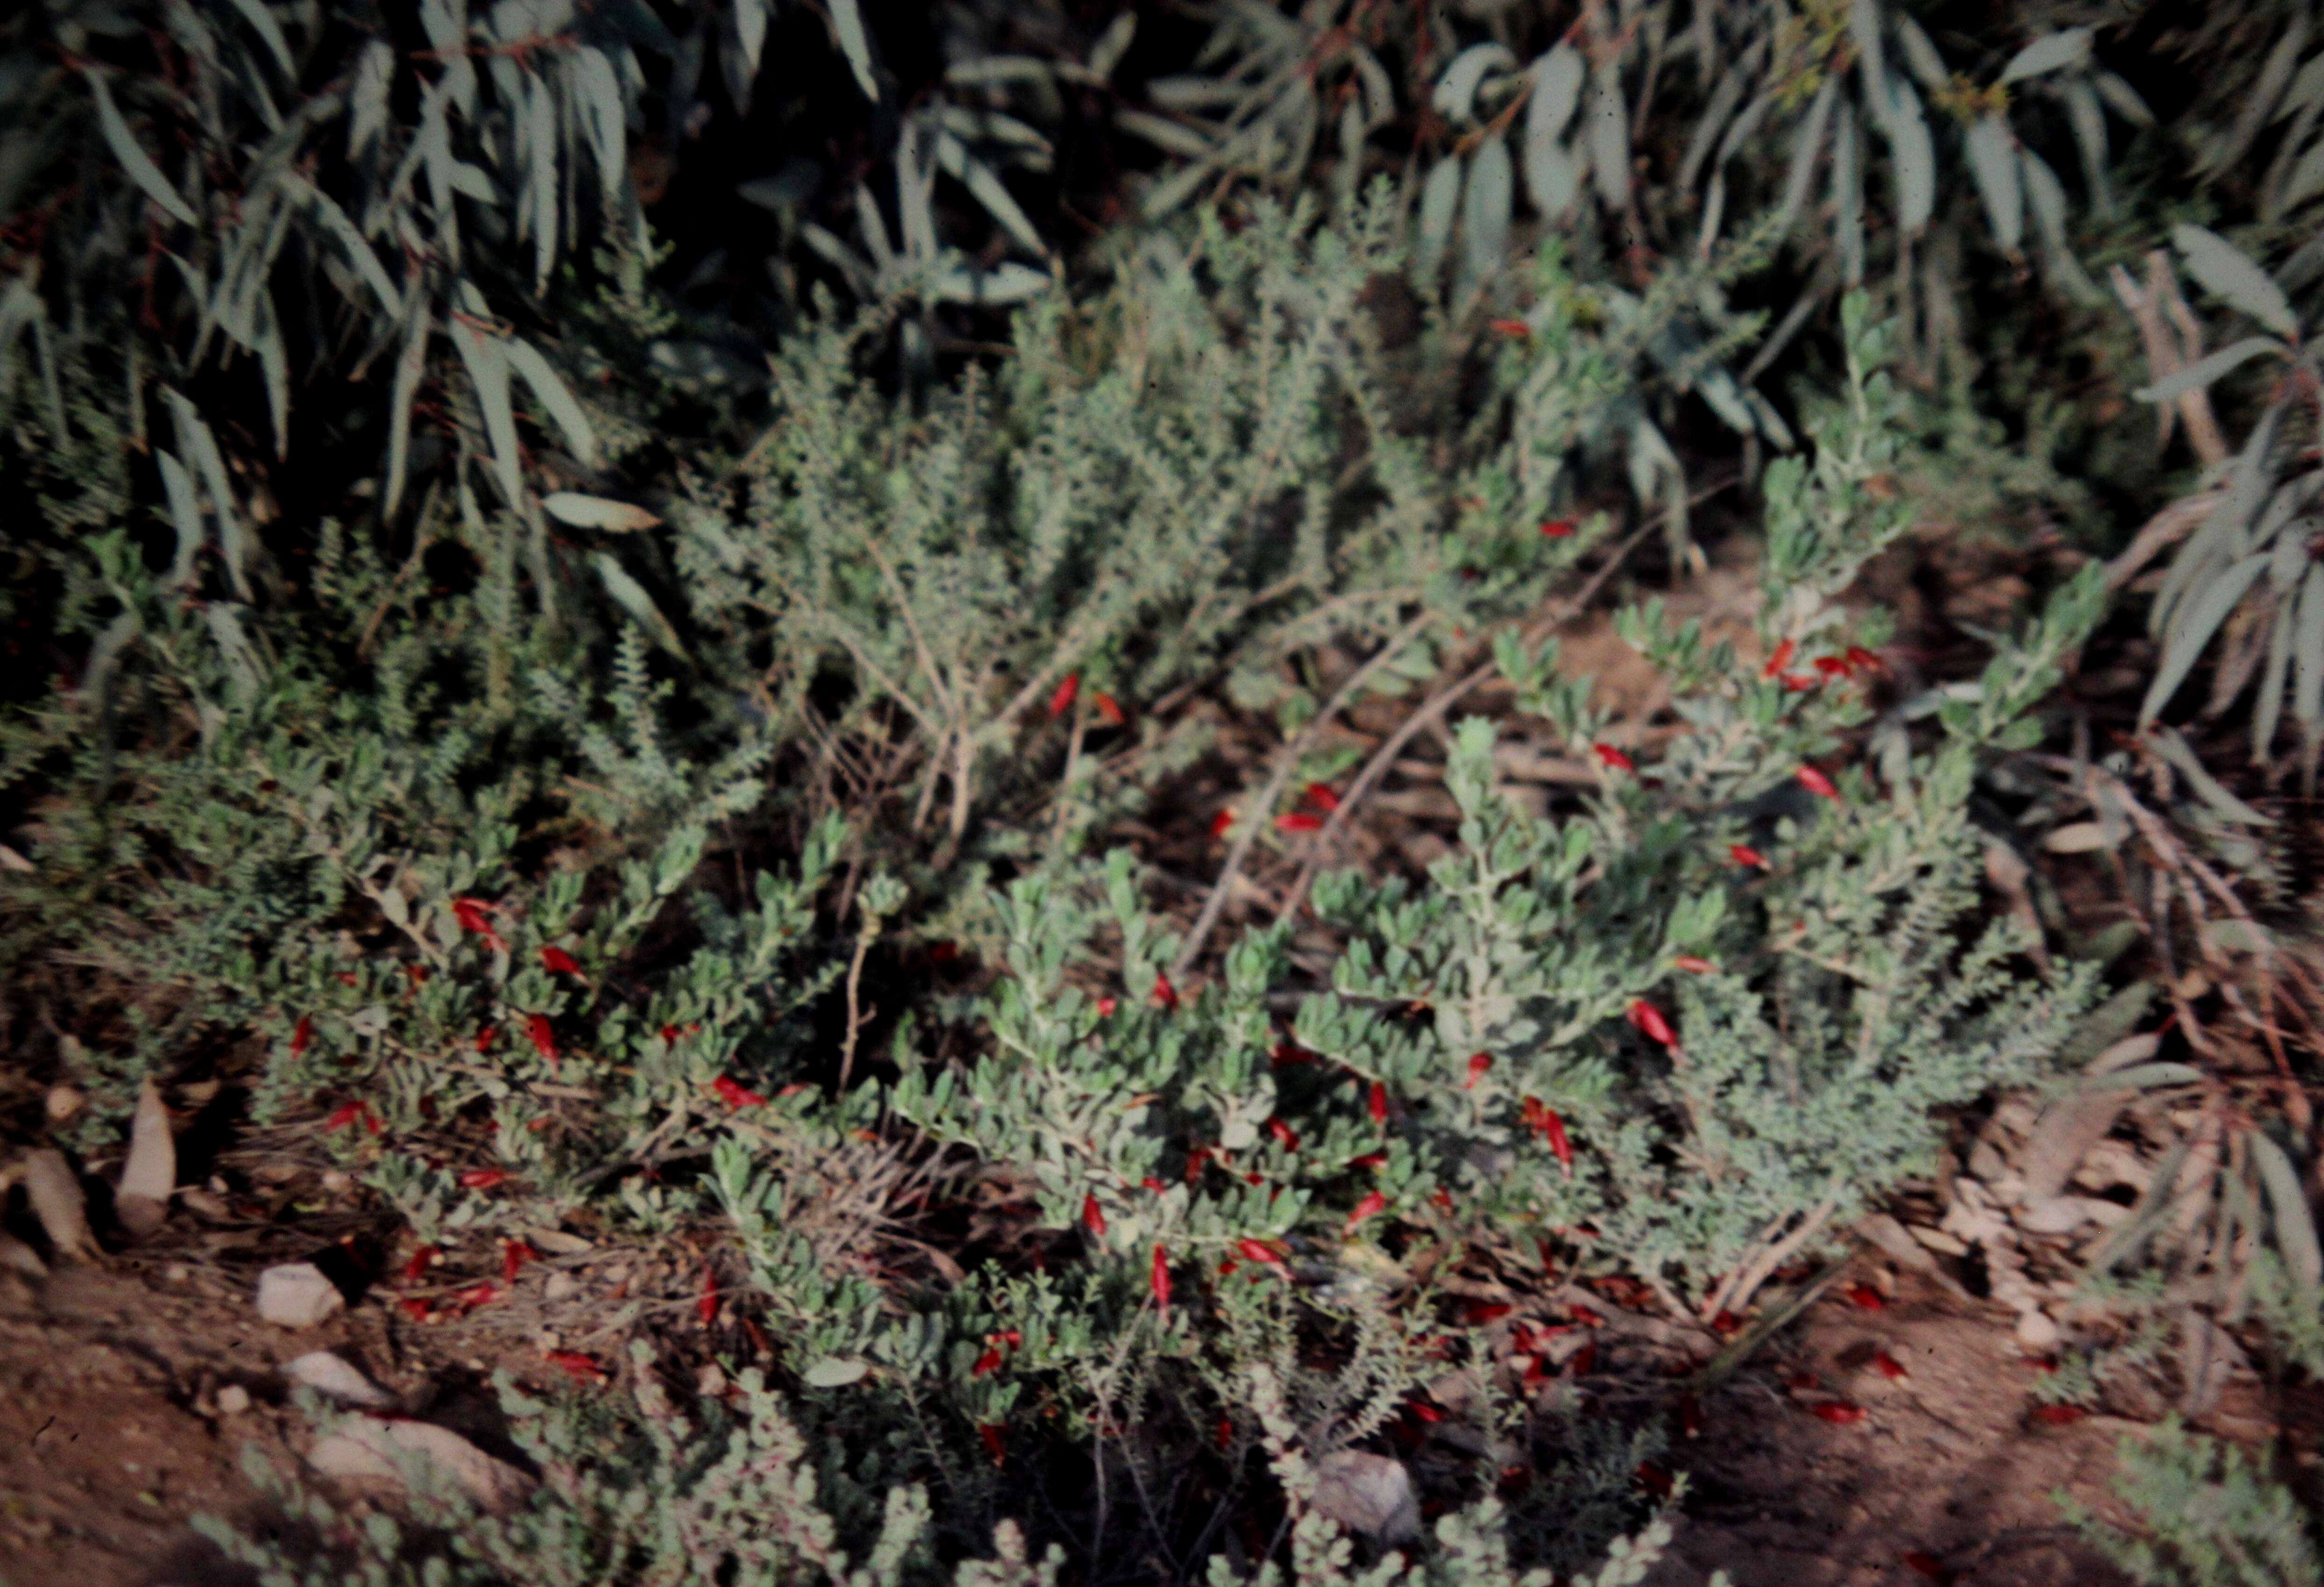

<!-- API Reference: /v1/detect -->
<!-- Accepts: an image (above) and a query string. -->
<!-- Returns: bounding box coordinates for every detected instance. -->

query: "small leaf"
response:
[1458,134,1512,300]
[83,69,198,226]
[1087,12,1136,79]
[2144,553,2270,725]
[2250,1131,2323,1291]
[1998,28,2091,85]
[1966,113,2022,252]
[592,551,688,660]
[2174,224,2298,338]
[935,132,1045,255]
[929,259,1052,305]
[544,493,661,532]
[1432,43,1518,125]
[350,42,394,160]
[1415,154,1462,282]
[450,315,523,507]
[801,1357,872,1388]
[384,310,429,520]
[505,337,599,465]
[826,0,879,101]
[2133,337,2284,405]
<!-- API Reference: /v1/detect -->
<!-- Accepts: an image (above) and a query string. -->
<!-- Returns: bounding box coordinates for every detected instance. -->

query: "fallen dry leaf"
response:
[116,1077,176,1239]
[21,1149,101,1262]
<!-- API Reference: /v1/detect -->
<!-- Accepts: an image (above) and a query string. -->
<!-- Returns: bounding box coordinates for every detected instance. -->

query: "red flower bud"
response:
[1730,843,1767,868]
[459,1168,509,1190]
[1264,1118,1300,1152]
[1465,1052,1490,1088]
[1368,1080,1388,1126]
[541,946,582,976]
[1276,811,1323,832]
[713,1075,767,1110]
[1345,1190,1387,1234]
[1150,1244,1171,1317]
[1797,765,1840,801]
[1762,638,1795,680]
[1674,956,1717,974]
[1082,1193,1107,1237]
[1048,673,1079,717]
[1539,519,1576,538]
[1809,1401,1865,1425]
[1593,743,1634,772]
[290,1014,312,1056]
[1626,1000,1679,1049]
[1093,692,1125,726]
[1152,971,1179,1011]
[526,1013,558,1067]
[1301,782,1340,814]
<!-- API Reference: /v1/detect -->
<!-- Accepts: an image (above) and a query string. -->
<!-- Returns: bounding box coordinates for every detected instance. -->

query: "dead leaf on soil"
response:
[19,1149,101,1263]
[116,1077,176,1239]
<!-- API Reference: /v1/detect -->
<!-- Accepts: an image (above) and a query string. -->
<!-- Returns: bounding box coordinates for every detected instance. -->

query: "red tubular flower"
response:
[541,946,582,976]
[1782,673,1819,692]
[1844,646,1883,673]
[1797,765,1841,801]
[1093,692,1125,726]
[502,1240,536,1282]
[1674,956,1717,974]
[459,1168,509,1190]
[1538,1106,1574,1177]
[713,1075,767,1110]
[290,1014,312,1056]
[1141,1176,1167,1194]
[1809,1401,1866,1425]
[544,1351,603,1382]
[2031,1403,2085,1425]
[401,1245,439,1284]
[1539,519,1576,538]
[1215,1415,1235,1451]
[1082,1193,1107,1238]
[1348,1151,1387,1171]
[476,1026,498,1052]
[1730,843,1768,869]
[1264,1118,1300,1152]
[1236,1238,1287,1268]
[1096,997,1117,1017]
[697,1267,719,1327]
[526,1013,558,1067]
[1626,1000,1679,1049]
[972,1347,1003,1379]
[1152,971,1179,1011]
[1048,673,1079,717]
[1271,1040,1315,1069]
[1593,743,1634,772]
[1873,1350,1908,1380]
[1430,1187,1455,1211]
[1465,1052,1491,1089]
[1368,1080,1389,1126]
[1276,811,1323,832]
[1150,1244,1171,1317]
[1844,1283,1886,1312]
[400,1297,435,1322]
[1210,808,1236,838]
[1634,1462,1674,1500]
[1345,1190,1387,1234]
[1302,782,1341,814]
[1489,318,1531,338]
[979,1424,1008,1466]
[1762,638,1795,679]
[452,896,507,951]
[1814,655,1850,680]
[451,1282,499,1312]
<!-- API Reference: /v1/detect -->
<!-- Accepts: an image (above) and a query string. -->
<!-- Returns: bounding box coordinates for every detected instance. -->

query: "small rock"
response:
[1966,1139,2009,1184]
[544,1271,578,1303]
[2017,1196,2092,1235]
[307,1417,537,1515]
[44,1086,83,1122]
[1855,1214,1940,1275]
[1311,1450,1420,1542]
[257,1263,346,1329]
[697,1361,727,1398]
[2014,1309,2060,1349]
[284,1351,394,1409]
[164,1264,188,1282]
[215,1383,252,1415]
[319,1169,353,1195]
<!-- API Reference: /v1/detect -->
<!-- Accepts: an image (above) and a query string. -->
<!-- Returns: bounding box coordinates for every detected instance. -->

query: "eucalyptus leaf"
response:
[1997,28,2091,85]
[2142,552,2270,725]
[83,68,198,226]
[592,551,688,659]
[2133,338,2284,406]
[1966,113,2022,253]
[2173,224,2299,338]
[826,0,879,101]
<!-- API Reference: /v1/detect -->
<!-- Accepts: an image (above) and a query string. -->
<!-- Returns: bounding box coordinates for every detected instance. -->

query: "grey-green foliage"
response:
[676,187,1699,853]
[192,1360,1065,1587]
[886,297,2103,1319]
[2059,1418,2322,1587]
[2125,223,2324,779]
[1102,0,2153,527]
